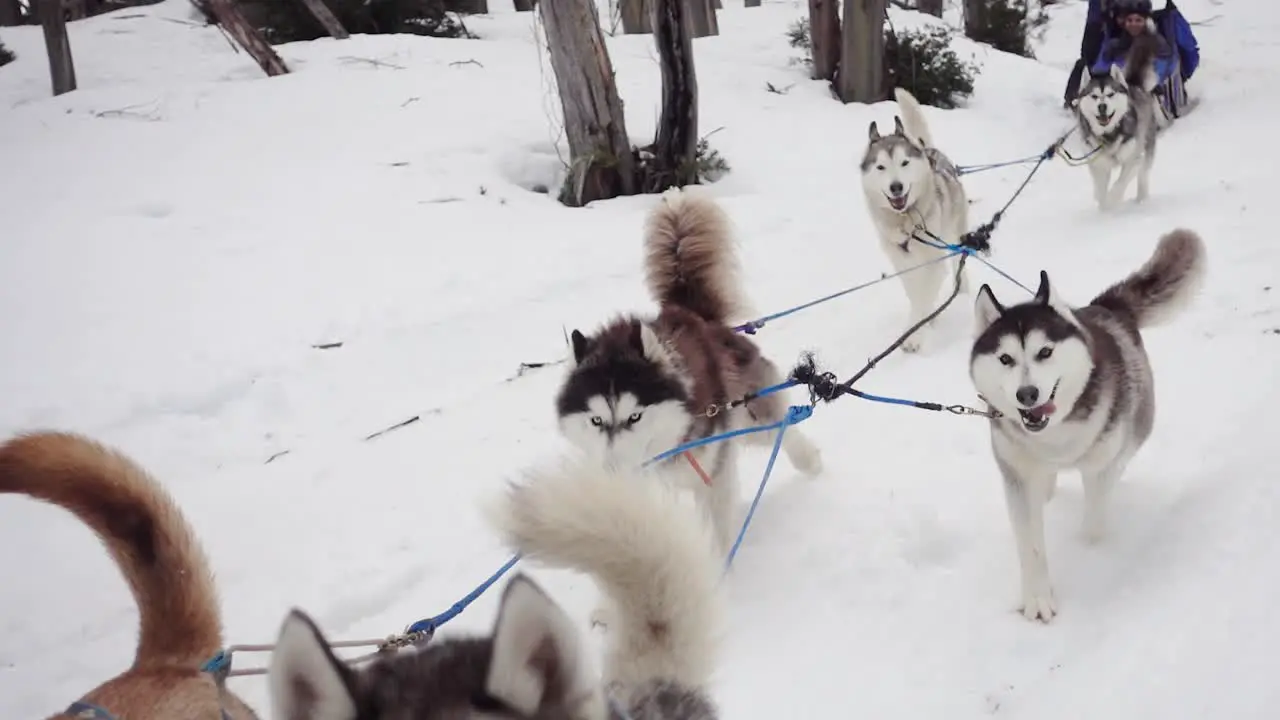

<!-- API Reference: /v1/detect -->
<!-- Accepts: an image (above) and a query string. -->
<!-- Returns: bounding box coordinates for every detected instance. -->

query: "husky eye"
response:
[1035,346,1054,361]
[625,411,643,426]
[900,159,909,167]
[998,353,1016,367]
[875,164,885,171]
[589,416,604,427]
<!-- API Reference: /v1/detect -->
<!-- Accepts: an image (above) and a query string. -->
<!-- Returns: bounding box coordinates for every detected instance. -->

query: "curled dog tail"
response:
[489,456,723,693]
[893,87,935,148]
[1124,32,1161,89]
[0,431,224,668]
[1092,228,1206,328]
[643,187,748,325]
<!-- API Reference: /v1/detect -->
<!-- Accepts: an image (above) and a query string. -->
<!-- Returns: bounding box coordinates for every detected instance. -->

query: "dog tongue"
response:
[1033,402,1057,417]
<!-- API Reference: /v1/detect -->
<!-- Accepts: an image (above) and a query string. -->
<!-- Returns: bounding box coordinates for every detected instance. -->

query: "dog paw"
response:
[900,329,930,353]
[1135,186,1149,203]
[785,433,823,476]
[1018,585,1058,623]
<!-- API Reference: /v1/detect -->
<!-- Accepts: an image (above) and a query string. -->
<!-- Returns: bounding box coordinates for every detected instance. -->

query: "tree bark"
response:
[619,0,651,34]
[744,0,760,7]
[917,0,942,16]
[294,0,348,38]
[687,0,718,38]
[513,0,536,10]
[539,0,637,206]
[40,0,76,96]
[963,0,987,41]
[647,0,698,191]
[206,0,289,77]
[838,0,885,103]
[808,0,839,82]
[0,0,22,26]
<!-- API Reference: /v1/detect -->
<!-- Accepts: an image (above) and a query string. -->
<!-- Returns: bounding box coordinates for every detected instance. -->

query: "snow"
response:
[0,0,1275,716]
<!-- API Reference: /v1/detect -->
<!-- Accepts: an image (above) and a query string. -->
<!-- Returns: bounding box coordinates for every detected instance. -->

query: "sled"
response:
[1095,0,1202,123]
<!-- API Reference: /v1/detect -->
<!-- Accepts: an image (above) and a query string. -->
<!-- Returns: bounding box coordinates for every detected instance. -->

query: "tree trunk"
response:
[646,0,698,191]
[963,0,987,40]
[0,0,21,26]
[40,0,76,96]
[539,0,637,206]
[619,0,651,34]
[513,0,535,10]
[294,0,348,38]
[744,0,759,7]
[687,0,718,38]
[837,0,885,104]
[808,0,839,82]
[206,0,289,77]
[451,0,489,13]
[917,0,942,16]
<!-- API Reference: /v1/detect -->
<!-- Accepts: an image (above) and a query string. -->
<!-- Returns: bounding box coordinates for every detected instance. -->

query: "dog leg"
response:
[895,250,947,353]
[702,446,740,556]
[744,361,823,475]
[1088,162,1110,210]
[1080,451,1131,544]
[998,461,1057,623]
[1106,158,1143,209]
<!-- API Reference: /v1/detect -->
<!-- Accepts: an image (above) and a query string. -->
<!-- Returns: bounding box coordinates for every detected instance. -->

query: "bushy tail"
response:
[0,431,224,668]
[1092,228,1206,328]
[489,457,723,692]
[1124,32,1161,90]
[893,87,935,148]
[643,187,748,325]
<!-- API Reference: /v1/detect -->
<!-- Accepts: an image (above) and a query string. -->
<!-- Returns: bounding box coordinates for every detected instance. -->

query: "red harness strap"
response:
[682,451,713,486]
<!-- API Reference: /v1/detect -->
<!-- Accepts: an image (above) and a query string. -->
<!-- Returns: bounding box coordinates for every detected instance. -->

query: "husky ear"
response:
[485,574,595,716]
[868,121,881,141]
[974,284,1005,335]
[569,329,591,366]
[893,115,906,136]
[1033,270,1052,305]
[1109,63,1127,87]
[636,323,665,362]
[268,610,360,720]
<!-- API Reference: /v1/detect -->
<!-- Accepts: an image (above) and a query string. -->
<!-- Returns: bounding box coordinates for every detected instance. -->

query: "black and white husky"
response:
[555,187,822,555]
[1072,34,1164,211]
[969,229,1206,622]
[267,456,725,720]
[860,87,971,353]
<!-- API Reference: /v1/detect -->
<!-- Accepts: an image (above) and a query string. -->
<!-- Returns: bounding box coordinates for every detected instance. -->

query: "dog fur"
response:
[267,455,724,720]
[860,87,971,353]
[0,431,258,720]
[1073,49,1162,211]
[969,229,1206,622]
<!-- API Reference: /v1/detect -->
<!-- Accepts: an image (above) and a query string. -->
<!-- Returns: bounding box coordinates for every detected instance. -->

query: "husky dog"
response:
[269,456,724,720]
[1073,37,1163,211]
[969,229,1206,622]
[860,87,971,353]
[0,431,258,720]
[555,187,822,555]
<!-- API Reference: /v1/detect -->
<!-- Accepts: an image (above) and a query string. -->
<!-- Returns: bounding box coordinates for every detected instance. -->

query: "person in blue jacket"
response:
[1091,0,1177,85]
[1062,0,1110,108]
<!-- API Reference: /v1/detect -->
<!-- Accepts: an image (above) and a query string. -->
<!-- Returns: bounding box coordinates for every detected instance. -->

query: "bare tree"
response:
[39,0,75,95]
[808,0,840,82]
[646,0,697,190]
[917,0,943,15]
[619,0,652,34]
[838,0,886,103]
[540,0,637,205]
[294,0,349,38]
[687,0,718,37]
[207,0,289,76]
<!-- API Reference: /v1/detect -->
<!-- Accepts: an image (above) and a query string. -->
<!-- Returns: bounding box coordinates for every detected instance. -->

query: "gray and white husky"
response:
[266,456,725,720]
[860,87,971,353]
[555,187,822,555]
[969,228,1205,622]
[1072,37,1163,211]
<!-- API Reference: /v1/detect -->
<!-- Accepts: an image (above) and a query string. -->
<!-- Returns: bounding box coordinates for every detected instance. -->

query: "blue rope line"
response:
[724,404,811,568]
[733,250,963,334]
[405,553,524,635]
[911,233,1035,296]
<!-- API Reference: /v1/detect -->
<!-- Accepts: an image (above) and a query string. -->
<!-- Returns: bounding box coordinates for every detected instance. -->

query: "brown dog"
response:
[0,431,259,719]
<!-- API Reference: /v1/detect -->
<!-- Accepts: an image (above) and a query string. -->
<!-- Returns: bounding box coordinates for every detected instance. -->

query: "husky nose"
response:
[1097,102,1109,115]
[1016,386,1040,406]
[889,181,903,195]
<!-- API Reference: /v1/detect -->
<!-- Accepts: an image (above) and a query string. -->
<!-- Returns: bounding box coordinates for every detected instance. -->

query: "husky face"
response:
[970,272,1094,434]
[557,320,692,470]
[268,575,609,720]
[1076,65,1131,135]
[860,117,931,214]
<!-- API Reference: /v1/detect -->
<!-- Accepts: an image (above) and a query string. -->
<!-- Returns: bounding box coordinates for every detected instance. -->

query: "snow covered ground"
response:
[1,0,1275,716]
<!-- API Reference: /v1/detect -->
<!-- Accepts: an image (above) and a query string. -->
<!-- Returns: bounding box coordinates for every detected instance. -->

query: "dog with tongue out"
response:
[968,228,1206,624]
